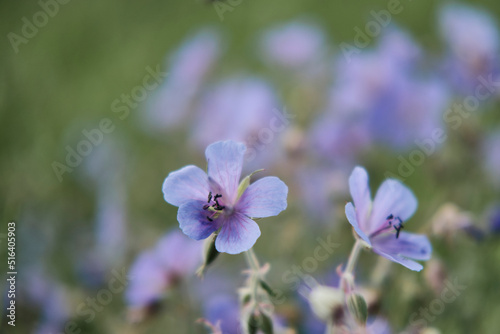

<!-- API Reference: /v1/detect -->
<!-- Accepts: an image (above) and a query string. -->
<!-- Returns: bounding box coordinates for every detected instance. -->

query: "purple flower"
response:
[125,231,202,309]
[162,140,288,254]
[345,167,432,271]
[191,77,283,170]
[259,21,326,69]
[144,28,222,131]
[203,295,241,334]
[439,4,500,95]
[483,131,500,187]
[312,28,449,154]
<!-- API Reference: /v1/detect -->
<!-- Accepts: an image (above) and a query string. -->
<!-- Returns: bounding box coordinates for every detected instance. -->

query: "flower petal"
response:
[163,165,209,207]
[205,141,246,204]
[215,213,261,254]
[372,248,424,272]
[369,179,417,235]
[372,232,432,261]
[345,203,371,246]
[237,176,288,218]
[349,166,372,230]
[177,200,221,240]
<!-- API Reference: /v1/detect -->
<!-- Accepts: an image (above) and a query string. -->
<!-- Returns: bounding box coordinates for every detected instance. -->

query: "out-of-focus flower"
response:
[259,21,326,69]
[489,207,500,234]
[203,295,241,334]
[23,268,71,334]
[439,4,500,95]
[79,140,128,281]
[191,77,285,169]
[311,28,449,157]
[345,166,432,271]
[307,285,344,323]
[162,140,288,254]
[483,131,500,187]
[430,202,479,240]
[125,230,202,319]
[145,28,222,131]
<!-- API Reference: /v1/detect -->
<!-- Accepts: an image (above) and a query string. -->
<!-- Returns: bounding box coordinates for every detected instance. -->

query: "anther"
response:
[208,192,212,203]
[207,216,213,222]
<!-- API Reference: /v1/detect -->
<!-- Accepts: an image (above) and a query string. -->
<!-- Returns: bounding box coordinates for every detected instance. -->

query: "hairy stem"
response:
[341,239,363,293]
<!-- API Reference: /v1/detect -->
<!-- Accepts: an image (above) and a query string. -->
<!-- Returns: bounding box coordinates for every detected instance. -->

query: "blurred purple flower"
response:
[483,131,500,187]
[367,317,392,334]
[81,140,128,271]
[439,4,500,95]
[203,295,241,334]
[162,140,288,254]
[145,28,222,131]
[259,21,326,69]
[125,230,202,309]
[489,207,500,234]
[191,77,284,169]
[23,268,71,334]
[311,28,449,155]
[345,166,432,271]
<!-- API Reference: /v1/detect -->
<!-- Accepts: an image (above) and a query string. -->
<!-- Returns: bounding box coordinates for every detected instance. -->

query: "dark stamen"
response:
[203,204,210,210]
[386,214,394,220]
[393,217,404,238]
[214,194,223,207]
[207,216,213,222]
[208,192,212,203]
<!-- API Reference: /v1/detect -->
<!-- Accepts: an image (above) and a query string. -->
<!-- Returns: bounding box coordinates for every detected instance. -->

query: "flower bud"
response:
[247,311,273,334]
[308,285,344,323]
[346,293,368,326]
[430,203,476,239]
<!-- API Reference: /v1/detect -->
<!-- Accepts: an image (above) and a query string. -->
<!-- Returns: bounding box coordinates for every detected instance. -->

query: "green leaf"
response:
[236,169,264,201]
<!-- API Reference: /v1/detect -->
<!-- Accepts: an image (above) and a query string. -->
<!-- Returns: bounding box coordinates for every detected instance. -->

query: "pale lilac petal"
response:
[369,179,417,235]
[345,203,371,246]
[155,231,202,275]
[372,232,432,261]
[237,176,288,218]
[205,141,246,204]
[125,251,167,307]
[372,248,424,272]
[162,165,209,207]
[215,213,261,254]
[349,166,372,230]
[177,200,221,240]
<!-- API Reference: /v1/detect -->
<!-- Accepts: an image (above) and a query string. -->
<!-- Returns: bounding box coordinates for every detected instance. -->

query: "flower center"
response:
[203,192,225,222]
[369,214,405,239]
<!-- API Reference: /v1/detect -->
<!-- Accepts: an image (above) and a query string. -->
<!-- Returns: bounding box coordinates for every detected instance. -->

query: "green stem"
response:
[345,239,363,275]
[341,239,363,293]
[244,248,262,307]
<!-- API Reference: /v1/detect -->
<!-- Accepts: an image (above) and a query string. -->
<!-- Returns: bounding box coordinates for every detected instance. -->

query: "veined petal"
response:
[177,200,221,240]
[349,166,372,230]
[345,203,371,246]
[369,179,417,235]
[215,213,261,254]
[163,165,209,207]
[205,141,246,204]
[236,176,288,218]
[372,232,432,261]
[372,248,424,272]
